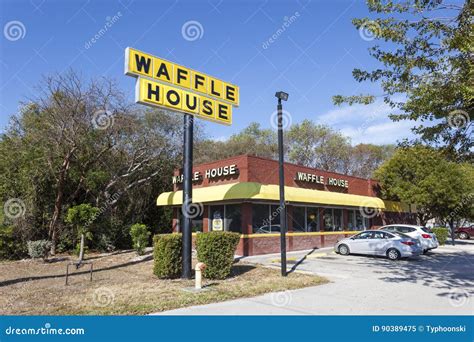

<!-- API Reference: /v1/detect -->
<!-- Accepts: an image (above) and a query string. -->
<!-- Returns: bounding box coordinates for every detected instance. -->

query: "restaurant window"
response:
[270,205,282,232]
[291,206,306,232]
[347,210,356,230]
[225,204,241,233]
[323,208,334,231]
[333,209,343,231]
[307,207,320,232]
[178,208,203,232]
[209,205,224,232]
[354,210,369,230]
[252,204,271,233]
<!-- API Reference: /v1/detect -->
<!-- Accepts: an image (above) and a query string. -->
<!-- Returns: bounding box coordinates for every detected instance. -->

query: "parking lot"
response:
[156,240,474,315]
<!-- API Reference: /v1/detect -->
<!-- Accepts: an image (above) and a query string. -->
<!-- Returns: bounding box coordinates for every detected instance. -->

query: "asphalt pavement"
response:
[152,239,474,315]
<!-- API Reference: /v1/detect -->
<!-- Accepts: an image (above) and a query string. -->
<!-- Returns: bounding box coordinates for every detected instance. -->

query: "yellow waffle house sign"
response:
[124,47,239,125]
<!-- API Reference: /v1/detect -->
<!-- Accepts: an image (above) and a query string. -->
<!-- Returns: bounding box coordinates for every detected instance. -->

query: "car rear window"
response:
[421,227,432,233]
[390,231,412,239]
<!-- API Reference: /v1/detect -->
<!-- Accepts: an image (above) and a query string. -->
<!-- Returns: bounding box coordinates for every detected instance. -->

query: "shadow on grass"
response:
[0,255,153,288]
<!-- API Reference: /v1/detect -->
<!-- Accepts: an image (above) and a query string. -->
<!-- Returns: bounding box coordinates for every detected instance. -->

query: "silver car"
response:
[380,224,439,253]
[334,230,422,260]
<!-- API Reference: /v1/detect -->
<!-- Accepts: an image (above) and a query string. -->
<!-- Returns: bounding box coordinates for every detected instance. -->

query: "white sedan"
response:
[380,224,439,253]
[334,230,422,260]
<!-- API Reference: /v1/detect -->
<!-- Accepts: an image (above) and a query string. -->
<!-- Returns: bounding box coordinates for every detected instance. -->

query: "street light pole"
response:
[182,114,193,279]
[275,91,289,277]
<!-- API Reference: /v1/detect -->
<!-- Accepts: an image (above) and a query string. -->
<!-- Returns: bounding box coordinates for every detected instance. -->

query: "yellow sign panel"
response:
[135,78,232,125]
[125,47,239,107]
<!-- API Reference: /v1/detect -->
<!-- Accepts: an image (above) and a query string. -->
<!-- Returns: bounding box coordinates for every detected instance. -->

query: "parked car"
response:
[254,225,280,234]
[380,224,439,254]
[334,230,422,260]
[456,224,474,240]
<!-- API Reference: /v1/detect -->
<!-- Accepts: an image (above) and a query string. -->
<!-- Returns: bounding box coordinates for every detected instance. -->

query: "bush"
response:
[432,227,449,245]
[27,240,51,260]
[130,223,151,255]
[196,231,240,279]
[153,234,182,278]
[0,226,26,260]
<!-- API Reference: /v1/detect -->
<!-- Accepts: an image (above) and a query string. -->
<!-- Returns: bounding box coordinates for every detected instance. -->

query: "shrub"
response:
[196,231,240,279]
[0,226,26,260]
[130,223,151,255]
[432,227,449,245]
[153,234,182,278]
[27,240,51,260]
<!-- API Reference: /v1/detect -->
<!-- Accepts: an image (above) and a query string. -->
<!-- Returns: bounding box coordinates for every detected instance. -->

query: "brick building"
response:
[157,155,416,255]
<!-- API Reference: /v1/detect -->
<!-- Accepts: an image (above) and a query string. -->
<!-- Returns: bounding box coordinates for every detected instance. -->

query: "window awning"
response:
[157,182,388,210]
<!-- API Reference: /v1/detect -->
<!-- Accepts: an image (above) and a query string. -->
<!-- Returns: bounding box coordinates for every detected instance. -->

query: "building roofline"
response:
[188,154,379,182]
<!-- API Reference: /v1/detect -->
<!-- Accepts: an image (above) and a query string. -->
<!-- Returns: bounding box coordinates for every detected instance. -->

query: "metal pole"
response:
[182,114,193,279]
[277,99,287,277]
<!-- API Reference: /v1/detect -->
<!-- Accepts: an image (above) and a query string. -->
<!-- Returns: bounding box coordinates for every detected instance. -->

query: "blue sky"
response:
[1,0,419,145]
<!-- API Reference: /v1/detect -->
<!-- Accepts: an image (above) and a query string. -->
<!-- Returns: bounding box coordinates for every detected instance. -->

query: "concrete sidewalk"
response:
[152,240,474,315]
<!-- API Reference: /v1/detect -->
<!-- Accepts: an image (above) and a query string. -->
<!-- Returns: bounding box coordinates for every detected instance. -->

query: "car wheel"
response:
[338,244,350,255]
[387,248,401,260]
[423,249,428,254]
[459,232,469,240]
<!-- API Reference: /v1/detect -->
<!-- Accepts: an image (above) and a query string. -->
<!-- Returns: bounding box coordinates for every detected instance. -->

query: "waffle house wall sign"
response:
[124,47,239,125]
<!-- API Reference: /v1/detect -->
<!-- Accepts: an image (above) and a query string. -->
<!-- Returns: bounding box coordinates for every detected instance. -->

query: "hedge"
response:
[153,234,182,278]
[432,227,449,245]
[196,231,240,279]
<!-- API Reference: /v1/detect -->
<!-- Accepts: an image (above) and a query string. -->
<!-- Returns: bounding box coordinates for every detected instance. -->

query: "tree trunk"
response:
[48,151,74,255]
[449,217,456,246]
[48,187,64,255]
[79,233,85,263]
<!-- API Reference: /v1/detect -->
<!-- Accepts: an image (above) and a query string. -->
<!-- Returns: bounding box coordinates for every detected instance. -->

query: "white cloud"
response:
[315,100,416,145]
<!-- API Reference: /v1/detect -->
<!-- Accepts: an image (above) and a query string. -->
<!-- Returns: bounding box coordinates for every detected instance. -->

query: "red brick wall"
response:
[172,154,380,197]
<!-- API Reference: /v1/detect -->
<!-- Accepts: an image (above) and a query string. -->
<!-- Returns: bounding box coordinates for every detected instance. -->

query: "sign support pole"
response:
[277,98,287,277]
[182,114,194,279]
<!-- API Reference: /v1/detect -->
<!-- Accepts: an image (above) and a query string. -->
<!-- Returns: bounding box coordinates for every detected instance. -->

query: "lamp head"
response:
[275,91,289,101]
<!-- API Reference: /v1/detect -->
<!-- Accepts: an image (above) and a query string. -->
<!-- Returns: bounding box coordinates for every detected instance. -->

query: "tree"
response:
[65,204,99,263]
[375,146,474,243]
[286,120,351,171]
[195,122,278,163]
[334,0,473,161]
[349,144,395,178]
[0,71,185,254]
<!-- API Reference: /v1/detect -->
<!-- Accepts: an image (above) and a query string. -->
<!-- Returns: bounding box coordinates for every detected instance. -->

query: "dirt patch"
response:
[0,250,327,315]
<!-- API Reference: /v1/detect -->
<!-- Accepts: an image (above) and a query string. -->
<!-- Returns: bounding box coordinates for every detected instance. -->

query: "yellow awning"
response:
[157,182,386,209]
